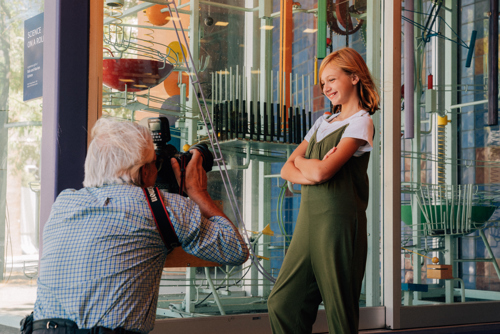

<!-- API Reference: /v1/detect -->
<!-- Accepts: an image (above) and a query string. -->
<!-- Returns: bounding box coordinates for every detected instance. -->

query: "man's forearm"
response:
[188,190,229,220]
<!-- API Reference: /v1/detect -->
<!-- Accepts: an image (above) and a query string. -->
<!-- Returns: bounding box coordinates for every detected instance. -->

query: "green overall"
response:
[268,125,370,334]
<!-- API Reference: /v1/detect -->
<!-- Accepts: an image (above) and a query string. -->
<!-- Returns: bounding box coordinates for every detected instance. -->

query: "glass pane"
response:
[400,0,500,305]
[100,0,381,323]
[0,0,44,326]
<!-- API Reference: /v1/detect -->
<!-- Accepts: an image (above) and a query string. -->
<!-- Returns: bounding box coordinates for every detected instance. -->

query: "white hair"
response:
[83,117,154,187]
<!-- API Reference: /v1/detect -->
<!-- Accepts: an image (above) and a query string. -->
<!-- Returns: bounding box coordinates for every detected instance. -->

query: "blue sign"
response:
[23,13,44,101]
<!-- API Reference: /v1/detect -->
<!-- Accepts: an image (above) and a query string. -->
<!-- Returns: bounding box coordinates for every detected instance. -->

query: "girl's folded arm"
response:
[294,137,366,184]
[280,141,316,185]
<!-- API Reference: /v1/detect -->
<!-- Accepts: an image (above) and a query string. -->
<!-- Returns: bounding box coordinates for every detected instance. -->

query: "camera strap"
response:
[143,187,180,253]
[178,156,188,196]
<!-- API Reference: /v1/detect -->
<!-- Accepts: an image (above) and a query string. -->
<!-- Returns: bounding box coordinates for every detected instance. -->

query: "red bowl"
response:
[103,59,174,92]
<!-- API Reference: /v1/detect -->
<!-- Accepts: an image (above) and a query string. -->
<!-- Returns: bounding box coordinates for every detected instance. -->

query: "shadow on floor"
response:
[0,324,19,334]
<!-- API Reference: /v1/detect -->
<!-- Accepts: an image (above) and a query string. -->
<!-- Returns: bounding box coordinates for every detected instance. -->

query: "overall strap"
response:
[143,187,180,253]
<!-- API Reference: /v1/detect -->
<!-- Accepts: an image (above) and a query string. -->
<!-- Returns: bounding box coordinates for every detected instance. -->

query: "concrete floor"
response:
[2,267,500,334]
[359,322,500,334]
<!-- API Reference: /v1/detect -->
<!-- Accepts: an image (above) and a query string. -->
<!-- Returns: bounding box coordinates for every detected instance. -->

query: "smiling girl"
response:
[267,47,380,334]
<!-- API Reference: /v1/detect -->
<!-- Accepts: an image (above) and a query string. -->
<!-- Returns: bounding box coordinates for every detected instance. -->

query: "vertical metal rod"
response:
[236,65,239,101]
[283,70,286,115]
[263,102,267,141]
[243,66,246,101]
[488,0,498,125]
[250,101,254,140]
[290,72,293,107]
[404,0,414,138]
[270,103,274,141]
[258,69,261,102]
[302,109,307,139]
[295,73,299,107]
[235,97,239,139]
[308,75,312,112]
[277,105,281,142]
[277,70,280,104]
[211,72,214,120]
[225,68,228,102]
[219,70,222,102]
[302,74,305,110]
[283,104,287,142]
[230,67,233,102]
[214,71,218,104]
[224,100,229,140]
[257,101,261,141]
[271,70,274,103]
[295,104,301,144]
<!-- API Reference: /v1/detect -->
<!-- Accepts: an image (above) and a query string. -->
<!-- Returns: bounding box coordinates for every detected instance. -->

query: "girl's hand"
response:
[294,155,305,168]
[322,147,337,160]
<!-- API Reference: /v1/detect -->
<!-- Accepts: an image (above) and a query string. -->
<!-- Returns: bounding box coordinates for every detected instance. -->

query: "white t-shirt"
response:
[304,110,374,157]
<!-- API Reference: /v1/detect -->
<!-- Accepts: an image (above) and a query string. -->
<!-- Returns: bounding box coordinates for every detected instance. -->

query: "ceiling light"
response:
[215,21,229,26]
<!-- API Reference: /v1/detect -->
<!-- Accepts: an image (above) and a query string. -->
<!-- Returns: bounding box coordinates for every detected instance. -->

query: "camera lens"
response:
[189,143,213,172]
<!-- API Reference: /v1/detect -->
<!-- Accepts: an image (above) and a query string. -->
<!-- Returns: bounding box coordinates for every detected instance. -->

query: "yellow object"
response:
[427,264,453,279]
[168,41,187,64]
[401,246,439,264]
[261,224,275,236]
[314,57,318,85]
[257,255,270,261]
[437,115,449,126]
[249,224,275,237]
[183,144,191,152]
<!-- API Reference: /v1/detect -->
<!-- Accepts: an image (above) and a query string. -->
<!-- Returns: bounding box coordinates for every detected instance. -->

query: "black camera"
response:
[147,117,213,195]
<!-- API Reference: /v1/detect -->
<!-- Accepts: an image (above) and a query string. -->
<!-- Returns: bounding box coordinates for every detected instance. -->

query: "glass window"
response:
[0,0,44,326]
[400,0,500,307]
[100,0,382,325]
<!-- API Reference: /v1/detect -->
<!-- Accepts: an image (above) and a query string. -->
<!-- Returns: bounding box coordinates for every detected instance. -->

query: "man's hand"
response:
[171,150,207,197]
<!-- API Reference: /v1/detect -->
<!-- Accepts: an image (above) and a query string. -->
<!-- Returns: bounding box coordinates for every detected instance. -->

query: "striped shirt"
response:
[34,184,248,333]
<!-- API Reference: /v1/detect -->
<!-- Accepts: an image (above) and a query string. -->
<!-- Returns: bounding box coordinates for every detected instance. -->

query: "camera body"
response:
[146,117,213,195]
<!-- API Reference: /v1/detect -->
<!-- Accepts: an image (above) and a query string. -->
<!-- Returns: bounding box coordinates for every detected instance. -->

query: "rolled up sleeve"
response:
[161,191,249,265]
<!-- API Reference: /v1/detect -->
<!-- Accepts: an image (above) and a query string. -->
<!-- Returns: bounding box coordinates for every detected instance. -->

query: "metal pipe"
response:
[488,0,498,125]
[199,0,258,12]
[4,121,42,128]
[103,2,154,24]
[450,97,500,110]
[112,23,179,31]
[204,267,226,315]
[404,0,414,139]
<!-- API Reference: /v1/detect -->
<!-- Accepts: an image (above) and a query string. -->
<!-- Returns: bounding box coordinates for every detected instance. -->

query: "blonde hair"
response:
[83,117,154,187]
[319,47,380,114]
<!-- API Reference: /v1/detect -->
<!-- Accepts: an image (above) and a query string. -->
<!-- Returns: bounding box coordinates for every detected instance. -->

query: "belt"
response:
[32,319,139,334]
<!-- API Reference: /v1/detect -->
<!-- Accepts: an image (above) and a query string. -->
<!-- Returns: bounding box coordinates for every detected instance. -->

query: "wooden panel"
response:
[279,0,293,115]
[164,247,221,268]
[88,0,103,146]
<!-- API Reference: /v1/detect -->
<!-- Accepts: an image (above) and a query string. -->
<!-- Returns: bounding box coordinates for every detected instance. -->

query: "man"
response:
[32,118,249,333]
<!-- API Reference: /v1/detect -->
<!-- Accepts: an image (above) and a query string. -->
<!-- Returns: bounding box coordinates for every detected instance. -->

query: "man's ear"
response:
[139,166,147,187]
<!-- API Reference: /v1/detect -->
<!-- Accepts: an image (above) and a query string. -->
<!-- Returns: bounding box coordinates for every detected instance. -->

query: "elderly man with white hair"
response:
[31,117,249,334]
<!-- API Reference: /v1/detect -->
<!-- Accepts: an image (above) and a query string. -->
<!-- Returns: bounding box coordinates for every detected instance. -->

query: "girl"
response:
[267,47,379,334]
